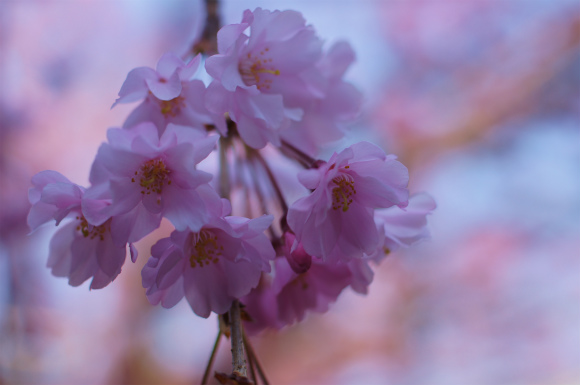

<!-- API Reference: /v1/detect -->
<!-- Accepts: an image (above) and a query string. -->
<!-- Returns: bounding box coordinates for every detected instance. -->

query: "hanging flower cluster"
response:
[28,8,434,332]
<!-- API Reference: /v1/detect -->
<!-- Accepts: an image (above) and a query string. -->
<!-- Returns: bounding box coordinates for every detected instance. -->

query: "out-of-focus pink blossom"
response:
[204,8,323,148]
[288,141,409,263]
[373,193,436,260]
[27,171,127,289]
[113,53,210,134]
[142,201,275,318]
[86,122,220,245]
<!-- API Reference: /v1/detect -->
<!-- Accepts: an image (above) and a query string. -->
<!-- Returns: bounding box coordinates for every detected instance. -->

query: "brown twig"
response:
[250,149,288,214]
[218,136,231,200]
[229,300,247,377]
[242,330,269,385]
[280,140,318,168]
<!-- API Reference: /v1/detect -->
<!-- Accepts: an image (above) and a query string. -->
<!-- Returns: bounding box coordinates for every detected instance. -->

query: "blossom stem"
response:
[229,299,247,377]
[247,157,278,242]
[280,140,317,168]
[201,329,222,385]
[218,137,231,200]
[246,337,257,385]
[251,149,288,214]
[243,330,270,385]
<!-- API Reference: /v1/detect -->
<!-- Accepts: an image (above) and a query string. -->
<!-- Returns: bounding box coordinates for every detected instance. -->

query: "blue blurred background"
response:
[1,1,579,384]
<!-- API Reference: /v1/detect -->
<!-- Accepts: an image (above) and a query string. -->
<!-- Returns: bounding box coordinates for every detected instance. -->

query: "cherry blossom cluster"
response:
[28,8,434,331]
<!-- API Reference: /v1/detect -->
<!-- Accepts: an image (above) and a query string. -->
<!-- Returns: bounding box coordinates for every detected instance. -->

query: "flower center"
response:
[76,216,108,241]
[331,173,356,212]
[159,96,185,118]
[188,230,223,268]
[132,158,172,199]
[238,48,280,91]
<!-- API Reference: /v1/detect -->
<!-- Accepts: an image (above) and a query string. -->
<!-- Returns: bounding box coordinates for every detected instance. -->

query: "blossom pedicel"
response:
[27,6,434,377]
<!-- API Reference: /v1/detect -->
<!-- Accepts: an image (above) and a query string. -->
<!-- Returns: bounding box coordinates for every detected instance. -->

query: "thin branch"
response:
[201,330,222,385]
[246,338,257,385]
[218,136,231,200]
[280,140,317,168]
[229,300,247,377]
[250,150,288,214]
[243,330,269,385]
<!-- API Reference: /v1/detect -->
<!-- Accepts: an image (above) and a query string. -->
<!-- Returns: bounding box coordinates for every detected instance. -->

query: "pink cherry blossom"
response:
[113,53,211,134]
[141,203,276,318]
[86,122,220,245]
[27,171,128,289]
[242,256,353,333]
[243,232,375,333]
[280,41,363,156]
[287,141,409,263]
[204,8,323,148]
[27,170,85,231]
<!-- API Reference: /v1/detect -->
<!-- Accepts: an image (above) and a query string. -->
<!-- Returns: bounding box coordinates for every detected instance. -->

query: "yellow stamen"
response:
[331,174,356,212]
[238,47,280,90]
[132,158,172,199]
[188,230,224,268]
[76,216,108,241]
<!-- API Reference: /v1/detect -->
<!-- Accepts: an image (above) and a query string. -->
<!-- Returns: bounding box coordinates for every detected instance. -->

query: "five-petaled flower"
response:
[86,122,220,245]
[113,53,211,134]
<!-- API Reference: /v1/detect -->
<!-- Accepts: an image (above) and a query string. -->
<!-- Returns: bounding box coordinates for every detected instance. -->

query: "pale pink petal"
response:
[162,187,209,232]
[68,236,99,287]
[183,263,230,318]
[47,221,75,277]
[156,52,184,79]
[348,259,374,294]
[113,67,157,107]
[155,250,186,290]
[130,243,138,263]
[216,21,249,54]
[159,277,186,308]
[179,54,202,80]
[95,235,126,277]
[122,97,166,132]
[297,168,322,189]
[110,204,162,245]
[146,70,182,100]
[222,258,262,298]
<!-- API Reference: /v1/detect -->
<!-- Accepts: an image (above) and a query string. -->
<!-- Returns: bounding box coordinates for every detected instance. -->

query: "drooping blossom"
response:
[113,53,211,134]
[204,8,323,148]
[242,257,352,333]
[280,41,363,156]
[287,141,409,263]
[86,122,220,245]
[27,171,128,289]
[242,232,374,333]
[141,198,276,318]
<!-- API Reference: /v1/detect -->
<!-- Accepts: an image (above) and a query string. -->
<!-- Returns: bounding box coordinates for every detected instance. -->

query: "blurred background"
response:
[1,1,579,384]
